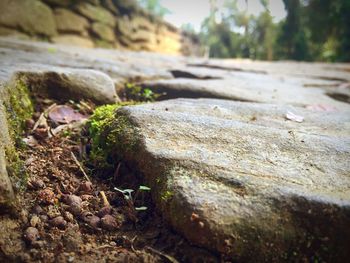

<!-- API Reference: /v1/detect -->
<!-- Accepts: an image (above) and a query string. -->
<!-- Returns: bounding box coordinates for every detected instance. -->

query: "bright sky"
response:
[161,0,286,32]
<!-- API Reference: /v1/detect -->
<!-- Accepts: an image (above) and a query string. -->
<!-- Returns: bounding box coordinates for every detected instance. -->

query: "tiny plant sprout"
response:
[114,187,134,200]
[135,206,148,211]
[139,185,151,191]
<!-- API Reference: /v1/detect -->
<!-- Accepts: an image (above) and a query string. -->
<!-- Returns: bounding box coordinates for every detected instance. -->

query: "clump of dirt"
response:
[0,98,220,263]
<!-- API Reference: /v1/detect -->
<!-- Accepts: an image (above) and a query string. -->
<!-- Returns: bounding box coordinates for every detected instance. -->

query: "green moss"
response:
[125,83,161,102]
[2,79,33,191]
[161,190,174,202]
[4,79,34,147]
[4,146,28,192]
[87,102,141,171]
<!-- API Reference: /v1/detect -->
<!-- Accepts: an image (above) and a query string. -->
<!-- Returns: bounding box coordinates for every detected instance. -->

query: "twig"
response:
[70,151,91,182]
[113,162,121,181]
[100,191,110,207]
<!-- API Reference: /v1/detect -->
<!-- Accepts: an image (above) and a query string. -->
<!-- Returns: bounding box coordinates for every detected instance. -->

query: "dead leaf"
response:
[48,105,87,124]
[285,111,304,123]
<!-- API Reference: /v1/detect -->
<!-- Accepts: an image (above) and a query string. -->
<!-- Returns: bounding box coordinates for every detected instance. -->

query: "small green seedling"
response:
[114,185,151,211]
[114,187,134,200]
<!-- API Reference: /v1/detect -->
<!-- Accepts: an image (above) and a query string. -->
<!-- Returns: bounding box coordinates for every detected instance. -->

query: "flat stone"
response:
[54,8,89,35]
[51,35,94,48]
[141,71,350,110]
[91,22,116,42]
[75,3,116,27]
[109,98,350,261]
[0,0,57,37]
[20,67,119,105]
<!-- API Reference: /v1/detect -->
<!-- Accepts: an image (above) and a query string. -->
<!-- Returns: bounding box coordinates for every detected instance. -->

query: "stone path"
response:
[1,37,349,261]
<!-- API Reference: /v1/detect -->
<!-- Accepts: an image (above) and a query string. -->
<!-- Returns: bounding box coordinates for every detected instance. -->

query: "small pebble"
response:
[39,214,48,223]
[24,227,39,244]
[30,215,41,227]
[32,205,44,215]
[29,178,45,190]
[50,216,67,229]
[63,194,82,206]
[37,188,55,205]
[25,119,35,130]
[81,211,100,229]
[101,215,119,231]
[78,181,93,193]
[97,206,112,218]
[64,211,74,222]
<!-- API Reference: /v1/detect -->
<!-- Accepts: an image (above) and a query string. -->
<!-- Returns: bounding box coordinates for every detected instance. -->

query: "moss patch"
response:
[87,102,141,172]
[3,79,34,147]
[2,79,33,191]
[4,146,27,192]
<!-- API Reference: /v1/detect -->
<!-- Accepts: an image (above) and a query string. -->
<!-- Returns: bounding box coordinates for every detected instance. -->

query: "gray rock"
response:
[0,0,57,37]
[108,99,350,261]
[75,3,116,27]
[21,67,119,105]
[54,8,89,35]
[141,73,350,110]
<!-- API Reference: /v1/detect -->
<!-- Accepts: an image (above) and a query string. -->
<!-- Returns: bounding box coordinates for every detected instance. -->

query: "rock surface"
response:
[0,38,350,260]
[20,67,119,105]
[112,98,350,260]
[0,0,57,37]
[0,0,200,55]
[54,8,89,35]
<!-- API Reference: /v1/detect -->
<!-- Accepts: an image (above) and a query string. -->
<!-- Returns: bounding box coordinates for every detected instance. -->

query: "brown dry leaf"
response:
[49,105,88,124]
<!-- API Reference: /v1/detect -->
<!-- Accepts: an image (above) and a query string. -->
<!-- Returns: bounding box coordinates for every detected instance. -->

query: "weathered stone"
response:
[0,27,30,40]
[91,23,116,42]
[106,99,350,261]
[131,15,155,31]
[75,3,116,26]
[140,71,350,110]
[101,0,120,15]
[54,8,89,35]
[0,0,57,37]
[19,67,119,105]
[116,16,135,36]
[51,35,94,48]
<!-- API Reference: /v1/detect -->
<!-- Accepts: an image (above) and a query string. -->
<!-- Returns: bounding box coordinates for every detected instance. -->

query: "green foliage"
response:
[200,0,349,62]
[4,80,34,147]
[87,102,140,172]
[114,185,151,210]
[200,0,277,60]
[137,0,170,17]
[125,83,160,102]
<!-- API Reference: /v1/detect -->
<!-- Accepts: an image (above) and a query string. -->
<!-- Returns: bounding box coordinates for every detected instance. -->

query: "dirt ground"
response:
[0,98,222,263]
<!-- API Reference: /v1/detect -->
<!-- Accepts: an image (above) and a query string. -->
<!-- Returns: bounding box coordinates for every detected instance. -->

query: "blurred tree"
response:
[137,0,170,17]
[275,0,310,60]
[305,0,350,61]
[199,0,348,61]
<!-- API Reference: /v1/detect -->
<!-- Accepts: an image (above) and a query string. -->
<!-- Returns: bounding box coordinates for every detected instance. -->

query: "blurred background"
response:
[0,0,349,61]
[138,0,350,62]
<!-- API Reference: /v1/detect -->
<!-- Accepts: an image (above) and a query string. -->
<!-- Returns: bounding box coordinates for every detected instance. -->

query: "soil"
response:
[0,98,221,263]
